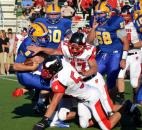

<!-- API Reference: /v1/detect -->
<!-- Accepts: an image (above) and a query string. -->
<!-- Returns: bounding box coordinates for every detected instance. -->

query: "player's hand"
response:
[33,56,44,64]
[33,117,50,130]
[92,18,99,29]
[27,45,41,56]
[120,59,126,69]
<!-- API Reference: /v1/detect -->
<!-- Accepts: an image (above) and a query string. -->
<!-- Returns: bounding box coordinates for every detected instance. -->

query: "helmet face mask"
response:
[28,22,49,45]
[95,11,110,24]
[121,5,132,23]
[69,43,85,56]
[46,4,61,24]
[41,56,63,79]
[95,1,112,24]
[69,32,86,56]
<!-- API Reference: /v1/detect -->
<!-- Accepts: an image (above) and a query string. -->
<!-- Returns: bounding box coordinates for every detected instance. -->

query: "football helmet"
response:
[94,1,112,24]
[28,22,49,46]
[46,4,61,24]
[68,32,86,56]
[121,5,132,23]
[41,56,63,79]
[133,1,142,20]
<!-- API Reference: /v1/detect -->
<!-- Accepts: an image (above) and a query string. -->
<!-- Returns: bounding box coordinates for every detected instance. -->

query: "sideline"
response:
[0,76,18,82]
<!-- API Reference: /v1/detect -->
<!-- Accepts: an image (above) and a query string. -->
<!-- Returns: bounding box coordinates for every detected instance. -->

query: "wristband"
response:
[122,51,128,60]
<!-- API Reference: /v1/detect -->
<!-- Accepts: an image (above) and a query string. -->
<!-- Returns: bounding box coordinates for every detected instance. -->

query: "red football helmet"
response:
[68,32,86,56]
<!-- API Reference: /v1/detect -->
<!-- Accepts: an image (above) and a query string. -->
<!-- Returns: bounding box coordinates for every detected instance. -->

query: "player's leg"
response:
[78,102,93,128]
[86,72,113,115]
[116,58,129,104]
[106,53,122,91]
[58,97,78,121]
[16,72,51,90]
[129,54,141,102]
[96,52,108,75]
[89,100,121,130]
[136,85,142,106]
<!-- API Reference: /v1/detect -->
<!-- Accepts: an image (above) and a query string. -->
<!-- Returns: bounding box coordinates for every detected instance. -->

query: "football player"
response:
[87,1,129,92]
[13,22,51,96]
[116,5,142,104]
[34,4,72,49]
[33,56,121,130]
[27,32,114,117]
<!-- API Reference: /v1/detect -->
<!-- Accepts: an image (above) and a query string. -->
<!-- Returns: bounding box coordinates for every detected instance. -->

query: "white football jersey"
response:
[125,22,141,53]
[60,41,96,73]
[51,59,99,101]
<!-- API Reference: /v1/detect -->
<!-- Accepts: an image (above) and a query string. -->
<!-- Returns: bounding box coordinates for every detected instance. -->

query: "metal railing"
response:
[0,19,89,33]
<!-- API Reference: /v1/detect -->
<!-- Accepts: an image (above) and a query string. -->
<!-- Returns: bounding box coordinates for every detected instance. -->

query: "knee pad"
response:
[58,108,70,121]
[79,117,89,128]
[130,78,139,88]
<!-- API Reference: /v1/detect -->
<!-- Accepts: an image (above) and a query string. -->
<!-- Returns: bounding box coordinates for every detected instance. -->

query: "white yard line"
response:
[0,77,18,82]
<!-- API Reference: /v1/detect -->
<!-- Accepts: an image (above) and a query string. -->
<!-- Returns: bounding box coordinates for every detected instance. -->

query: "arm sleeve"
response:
[64,20,72,36]
[116,29,127,39]
[52,80,66,93]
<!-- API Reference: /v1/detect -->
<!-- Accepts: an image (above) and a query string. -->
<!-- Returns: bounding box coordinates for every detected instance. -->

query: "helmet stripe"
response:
[35,23,45,33]
[52,4,55,11]
[98,2,101,10]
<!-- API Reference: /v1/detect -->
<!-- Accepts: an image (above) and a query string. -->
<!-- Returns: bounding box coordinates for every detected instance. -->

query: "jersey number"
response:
[96,31,112,45]
[48,29,61,43]
[70,71,84,88]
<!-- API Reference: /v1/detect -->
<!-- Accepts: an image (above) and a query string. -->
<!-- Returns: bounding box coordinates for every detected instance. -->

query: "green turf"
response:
[0,76,142,130]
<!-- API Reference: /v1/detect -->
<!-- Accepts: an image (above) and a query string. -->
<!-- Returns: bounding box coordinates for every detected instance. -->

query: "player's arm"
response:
[44,92,64,118]
[80,49,97,76]
[81,58,97,76]
[13,56,43,71]
[117,29,129,69]
[33,81,65,130]
[86,21,98,45]
[27,45,63,55]
[13,62,39,71]
[133,41,142,48]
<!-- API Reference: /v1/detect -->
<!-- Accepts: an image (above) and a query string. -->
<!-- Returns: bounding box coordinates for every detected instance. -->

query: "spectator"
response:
[15,28,28,59]
[17,10,28,20]
[1,30,10,75]
[61,2,75,19]
[0,31,4,75]
[21,0,33,8]
[7,32,16,69]
[34,0,46,7]
[80,0,93,20]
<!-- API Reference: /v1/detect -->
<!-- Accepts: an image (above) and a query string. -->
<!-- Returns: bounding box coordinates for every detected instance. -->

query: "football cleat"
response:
[12,88,24,97]
[33,117,51,130]
[50,120,70,128]
[33,103,47,115]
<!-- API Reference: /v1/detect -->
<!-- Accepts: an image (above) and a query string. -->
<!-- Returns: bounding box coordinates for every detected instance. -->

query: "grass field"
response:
[0,75,142,130]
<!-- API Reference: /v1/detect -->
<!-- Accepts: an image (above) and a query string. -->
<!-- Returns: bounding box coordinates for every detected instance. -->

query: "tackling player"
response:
[32,56,121,130]
[27,32,114,117]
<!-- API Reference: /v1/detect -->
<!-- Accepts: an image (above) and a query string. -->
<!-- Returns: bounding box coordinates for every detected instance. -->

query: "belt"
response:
[82,73,96,82]
[128,52,138,56]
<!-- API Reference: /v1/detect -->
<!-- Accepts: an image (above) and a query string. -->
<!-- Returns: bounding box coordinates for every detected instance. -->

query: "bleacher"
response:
[0,0,17,32]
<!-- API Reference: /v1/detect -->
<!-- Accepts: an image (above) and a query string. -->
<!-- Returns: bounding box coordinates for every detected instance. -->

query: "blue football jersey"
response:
[95,15,125,53]
[34,18,72,49]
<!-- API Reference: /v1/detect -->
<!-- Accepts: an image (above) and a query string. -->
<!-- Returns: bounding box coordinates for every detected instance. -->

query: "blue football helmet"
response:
[94,1,112,24]
[45,4,61,24]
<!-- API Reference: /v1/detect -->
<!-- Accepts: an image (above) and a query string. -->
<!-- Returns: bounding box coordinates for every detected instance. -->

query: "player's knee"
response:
[58,108,70,121]
[79,118,89,128]
[97,117,111,130]
[130,78,138,88]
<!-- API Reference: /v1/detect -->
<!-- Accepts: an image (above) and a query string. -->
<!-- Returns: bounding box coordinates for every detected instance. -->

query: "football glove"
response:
[33,116,51,130]
[12,88,24,97]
